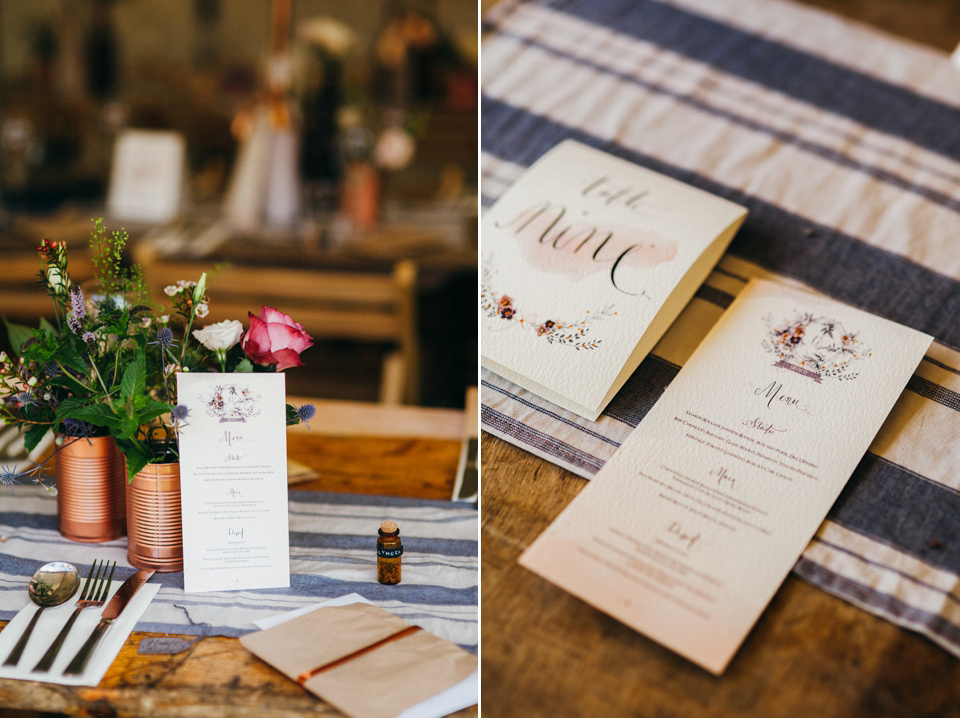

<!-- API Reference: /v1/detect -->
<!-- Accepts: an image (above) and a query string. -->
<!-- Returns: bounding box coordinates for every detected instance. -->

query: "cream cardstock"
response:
[519,279,933,674]
[481,140,747,420]
[177,372,290,593]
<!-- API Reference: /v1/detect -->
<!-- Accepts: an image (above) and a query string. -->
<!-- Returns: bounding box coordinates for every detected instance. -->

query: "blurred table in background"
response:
[0,207,477,408]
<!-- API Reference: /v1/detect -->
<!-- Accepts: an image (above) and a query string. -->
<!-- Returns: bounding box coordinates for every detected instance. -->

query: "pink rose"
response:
[241,307,314,371]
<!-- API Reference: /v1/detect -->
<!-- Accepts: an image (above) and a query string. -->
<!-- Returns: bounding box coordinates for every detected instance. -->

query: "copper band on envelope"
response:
[296,626,423,685]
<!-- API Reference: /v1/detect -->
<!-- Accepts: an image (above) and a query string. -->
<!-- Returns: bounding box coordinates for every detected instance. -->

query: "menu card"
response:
[177,373,290,593]
[481,140,747,420]
[520,279,932,673]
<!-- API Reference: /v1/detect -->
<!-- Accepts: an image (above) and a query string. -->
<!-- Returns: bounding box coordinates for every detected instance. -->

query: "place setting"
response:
[0,560,158,685]
[0,211,478,716]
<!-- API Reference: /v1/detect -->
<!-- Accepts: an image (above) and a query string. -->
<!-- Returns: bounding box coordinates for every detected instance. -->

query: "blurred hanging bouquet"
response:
[1,219,315,489]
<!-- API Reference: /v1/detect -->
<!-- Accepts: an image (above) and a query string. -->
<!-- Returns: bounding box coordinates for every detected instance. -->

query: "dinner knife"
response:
[62,569,155,676]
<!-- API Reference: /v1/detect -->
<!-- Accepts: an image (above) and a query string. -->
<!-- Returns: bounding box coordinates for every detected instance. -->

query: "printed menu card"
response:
[177,373,290,593]
[481,140,747,420]
[520,279,932,673]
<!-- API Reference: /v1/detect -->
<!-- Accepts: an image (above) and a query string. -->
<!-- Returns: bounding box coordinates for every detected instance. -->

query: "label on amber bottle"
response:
[378,546,403,558]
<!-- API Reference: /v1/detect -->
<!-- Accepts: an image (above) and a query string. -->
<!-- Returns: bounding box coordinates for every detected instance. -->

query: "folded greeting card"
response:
[520,279,932,674]
[481,140,747,420]
[240,601,477,718]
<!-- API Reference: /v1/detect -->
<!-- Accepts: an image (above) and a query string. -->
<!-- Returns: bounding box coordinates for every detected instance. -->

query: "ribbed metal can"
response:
[126,461,183,572]
[55,436,127,542]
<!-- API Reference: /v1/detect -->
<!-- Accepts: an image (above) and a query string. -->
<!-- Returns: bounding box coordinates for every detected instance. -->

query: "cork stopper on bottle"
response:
[380,521,399,534]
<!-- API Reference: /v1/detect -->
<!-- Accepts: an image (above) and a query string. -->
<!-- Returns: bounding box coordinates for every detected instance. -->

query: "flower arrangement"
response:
[1,219,315,489]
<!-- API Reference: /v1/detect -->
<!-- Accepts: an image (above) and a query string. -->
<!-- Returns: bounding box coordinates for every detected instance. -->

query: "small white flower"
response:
[0,352,6,363]
[164,363,179,376]
[159,315,170,324]
[195,303,209,319]
[141,317,152,328]
[192,319,243,351]
[27,376,38,387]
[164,285,179,296]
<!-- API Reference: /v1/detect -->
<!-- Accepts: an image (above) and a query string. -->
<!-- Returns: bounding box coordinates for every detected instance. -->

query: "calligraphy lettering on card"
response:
[177,372,290,593]
[481,140,747,420]
[520,279,932,674]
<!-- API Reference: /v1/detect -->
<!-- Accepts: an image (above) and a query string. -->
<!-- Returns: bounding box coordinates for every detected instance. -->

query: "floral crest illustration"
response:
[203,383,262,422]
[481,261,615,350]
[763,312,871,382]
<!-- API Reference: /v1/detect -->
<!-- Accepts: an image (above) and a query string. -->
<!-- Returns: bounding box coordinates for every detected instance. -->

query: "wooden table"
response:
[481,434,960,718]
[0,401,477,718]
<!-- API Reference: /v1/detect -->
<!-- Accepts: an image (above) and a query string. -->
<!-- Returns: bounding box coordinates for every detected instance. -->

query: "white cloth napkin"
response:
[0,579,160,686]
[251,593,478,718]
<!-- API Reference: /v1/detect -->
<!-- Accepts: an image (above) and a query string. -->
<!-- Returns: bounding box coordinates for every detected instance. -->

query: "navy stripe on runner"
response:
[812,536,960,608]
[543,0,960,161]
[481,377,621,446]
[481,97,960,349]
[794,556,960,645]
[829,453,960,572]
[603,355,679,428]
[905,374,960,413]
[492,28,960,214]
[0,512,58,531]
[481,406,605,473]
[290,532,477,558]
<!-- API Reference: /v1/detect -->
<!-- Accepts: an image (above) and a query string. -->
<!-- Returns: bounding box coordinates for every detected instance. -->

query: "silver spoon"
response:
[3,562,80,667]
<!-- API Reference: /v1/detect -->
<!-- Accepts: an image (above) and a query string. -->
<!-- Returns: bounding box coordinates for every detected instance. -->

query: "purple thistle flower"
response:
[70,287,86,320]
[296,404,316,428]
[14,391,36,408]
[62,418,94,437]
[171,404,190,421]
[150,327,176,349]
[0,467,17,487]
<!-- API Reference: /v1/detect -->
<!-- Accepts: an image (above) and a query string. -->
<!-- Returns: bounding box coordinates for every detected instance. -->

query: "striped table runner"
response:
[0,489,478,652]
[481,0,960,659]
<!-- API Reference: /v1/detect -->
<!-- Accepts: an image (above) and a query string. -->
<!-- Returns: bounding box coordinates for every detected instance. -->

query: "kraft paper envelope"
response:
[239,602,477,718]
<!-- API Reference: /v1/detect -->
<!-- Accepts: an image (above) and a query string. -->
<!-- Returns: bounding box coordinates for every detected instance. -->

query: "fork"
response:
[32,559,116,673]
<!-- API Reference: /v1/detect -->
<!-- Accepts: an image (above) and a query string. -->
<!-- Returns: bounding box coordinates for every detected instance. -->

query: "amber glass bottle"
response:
[377,521,402,585]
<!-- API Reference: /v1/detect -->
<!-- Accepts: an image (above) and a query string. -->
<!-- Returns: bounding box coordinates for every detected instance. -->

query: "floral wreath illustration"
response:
[481,263,616,350]
[203,383,262,423]
[763,312,872,382]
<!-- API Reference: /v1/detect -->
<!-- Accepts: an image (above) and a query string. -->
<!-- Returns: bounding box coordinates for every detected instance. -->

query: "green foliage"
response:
[23,424,50,452]
[3,318,34,355]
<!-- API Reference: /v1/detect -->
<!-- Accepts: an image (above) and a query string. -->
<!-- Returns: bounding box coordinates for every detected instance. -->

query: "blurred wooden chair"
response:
[0,251,95,323]
[134,243,420,404]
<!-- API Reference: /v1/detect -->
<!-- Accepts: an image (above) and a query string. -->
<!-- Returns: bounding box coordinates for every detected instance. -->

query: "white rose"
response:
[193,320,244,352]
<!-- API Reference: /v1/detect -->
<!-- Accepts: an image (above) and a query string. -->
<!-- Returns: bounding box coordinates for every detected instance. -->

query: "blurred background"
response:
[0,0,478,408]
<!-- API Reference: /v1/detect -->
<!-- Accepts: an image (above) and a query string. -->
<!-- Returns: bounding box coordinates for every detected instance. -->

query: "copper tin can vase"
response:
[126,462,183,573]
[55,435,126,542]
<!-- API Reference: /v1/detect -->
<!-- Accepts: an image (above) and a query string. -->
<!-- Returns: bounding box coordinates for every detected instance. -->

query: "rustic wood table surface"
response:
[481,434,960,718]
[0,401,478,718]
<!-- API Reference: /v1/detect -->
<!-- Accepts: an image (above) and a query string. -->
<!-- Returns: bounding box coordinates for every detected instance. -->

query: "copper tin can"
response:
[126,461,183,572]
[55,436,127,543]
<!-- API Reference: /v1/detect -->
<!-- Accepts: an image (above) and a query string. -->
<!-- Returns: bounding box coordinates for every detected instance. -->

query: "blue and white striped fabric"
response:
[0,488,478,653]
[481,0,960,659]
